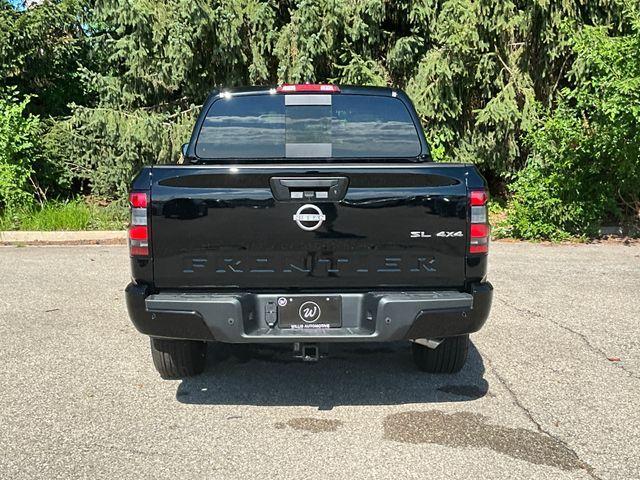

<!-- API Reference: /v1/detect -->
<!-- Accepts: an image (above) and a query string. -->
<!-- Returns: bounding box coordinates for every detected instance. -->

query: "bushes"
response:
[0,89,68,212]
[0,90,42,210]
[58,0,629,197]
[47,106,197,200]
[0,0,638,237]
[0,0,85,213]
[506,109,617,240]
[0,0,88,117]
[505,16,640,239]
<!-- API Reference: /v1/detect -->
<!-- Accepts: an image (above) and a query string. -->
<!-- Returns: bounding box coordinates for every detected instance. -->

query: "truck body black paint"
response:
[125,85,493,377]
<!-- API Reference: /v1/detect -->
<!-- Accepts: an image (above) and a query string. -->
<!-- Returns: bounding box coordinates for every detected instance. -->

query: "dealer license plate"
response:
[277,296,342,329]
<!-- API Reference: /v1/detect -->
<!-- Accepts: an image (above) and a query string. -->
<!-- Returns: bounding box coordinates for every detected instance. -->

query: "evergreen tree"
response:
[2,0,636,224]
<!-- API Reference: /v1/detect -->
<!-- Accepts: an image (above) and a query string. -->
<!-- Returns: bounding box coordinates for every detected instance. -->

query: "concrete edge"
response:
[0,231,127,245]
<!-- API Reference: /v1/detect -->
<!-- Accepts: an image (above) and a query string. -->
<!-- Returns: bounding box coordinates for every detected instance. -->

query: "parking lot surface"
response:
[0,242,639,479]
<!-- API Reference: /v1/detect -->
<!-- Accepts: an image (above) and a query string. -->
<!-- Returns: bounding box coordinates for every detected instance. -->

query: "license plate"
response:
[277,296,342,329]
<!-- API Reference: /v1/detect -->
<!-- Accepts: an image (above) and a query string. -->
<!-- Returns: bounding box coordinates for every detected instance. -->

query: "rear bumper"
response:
[125,283,492,343]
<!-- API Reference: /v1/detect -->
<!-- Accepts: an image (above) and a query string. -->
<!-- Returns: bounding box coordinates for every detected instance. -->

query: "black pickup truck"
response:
[125,84,493,379]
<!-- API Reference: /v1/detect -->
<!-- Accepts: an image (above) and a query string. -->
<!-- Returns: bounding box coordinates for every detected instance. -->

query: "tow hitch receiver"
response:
[294,343,321,362]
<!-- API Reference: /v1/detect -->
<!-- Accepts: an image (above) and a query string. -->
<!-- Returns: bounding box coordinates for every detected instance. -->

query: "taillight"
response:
[469,189,489,254]
[129,192,149,257]
[129,192,147,208]
[469,190,488,206]
[276,84,340,93]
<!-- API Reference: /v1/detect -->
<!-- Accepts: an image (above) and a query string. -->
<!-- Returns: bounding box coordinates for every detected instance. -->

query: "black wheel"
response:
[412,335,469,373]
[150,338,207,379]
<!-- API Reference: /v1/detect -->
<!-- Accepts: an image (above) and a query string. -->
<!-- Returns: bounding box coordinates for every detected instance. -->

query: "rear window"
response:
[195,93,422,159]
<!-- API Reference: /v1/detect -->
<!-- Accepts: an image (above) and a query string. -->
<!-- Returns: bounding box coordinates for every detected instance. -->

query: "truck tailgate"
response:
[149,164,469,290]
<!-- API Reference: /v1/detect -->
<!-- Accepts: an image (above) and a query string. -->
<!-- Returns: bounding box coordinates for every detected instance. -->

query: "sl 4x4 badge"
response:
[411,231,463,238]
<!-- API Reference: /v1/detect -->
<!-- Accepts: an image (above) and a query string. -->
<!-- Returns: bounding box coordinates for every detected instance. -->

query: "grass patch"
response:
[0,198,128,231]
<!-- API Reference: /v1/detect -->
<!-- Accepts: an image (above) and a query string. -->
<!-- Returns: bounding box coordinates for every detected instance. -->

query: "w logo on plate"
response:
[298,301,322,323]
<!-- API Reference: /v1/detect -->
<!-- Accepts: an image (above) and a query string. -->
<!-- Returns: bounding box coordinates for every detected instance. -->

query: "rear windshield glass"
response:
[195,94,421,159]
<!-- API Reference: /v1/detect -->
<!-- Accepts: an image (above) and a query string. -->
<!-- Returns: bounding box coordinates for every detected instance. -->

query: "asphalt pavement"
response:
[0,242,638,479]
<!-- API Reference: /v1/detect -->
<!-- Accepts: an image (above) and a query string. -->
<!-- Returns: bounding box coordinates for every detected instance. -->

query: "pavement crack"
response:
[496,297,640,381]
[486,357,543,432]
[487,358,602,480]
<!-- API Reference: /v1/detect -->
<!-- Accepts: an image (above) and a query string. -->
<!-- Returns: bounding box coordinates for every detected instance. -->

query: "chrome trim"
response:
[412,338,444,349]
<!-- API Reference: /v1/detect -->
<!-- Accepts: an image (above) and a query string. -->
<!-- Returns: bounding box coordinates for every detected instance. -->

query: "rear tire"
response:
[412,335,469,373]
[150,338,207,379]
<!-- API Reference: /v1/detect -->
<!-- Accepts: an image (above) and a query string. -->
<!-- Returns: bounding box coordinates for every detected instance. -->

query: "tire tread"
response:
[150,338,207,379]
[412,335,469,374]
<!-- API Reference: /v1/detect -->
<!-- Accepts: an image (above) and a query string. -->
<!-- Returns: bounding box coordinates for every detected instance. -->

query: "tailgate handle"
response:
[280,179,337,188]
[270,177,349,201]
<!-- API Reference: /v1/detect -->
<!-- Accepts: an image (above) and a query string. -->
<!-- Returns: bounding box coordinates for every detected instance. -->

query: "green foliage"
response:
[275,0,387,84]
[53,0,283,199]
[507,12,640,239]
[1,0,638,237]
[0,0,86,213]
[60,0,629,199]
[48,105,196,198]
[0,0,89,116]
[0,197,128,231]
[0,89,42,210]
[404,0,625,177]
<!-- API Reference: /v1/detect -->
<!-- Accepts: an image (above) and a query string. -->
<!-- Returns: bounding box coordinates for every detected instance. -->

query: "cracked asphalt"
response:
[0,242,639,479]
